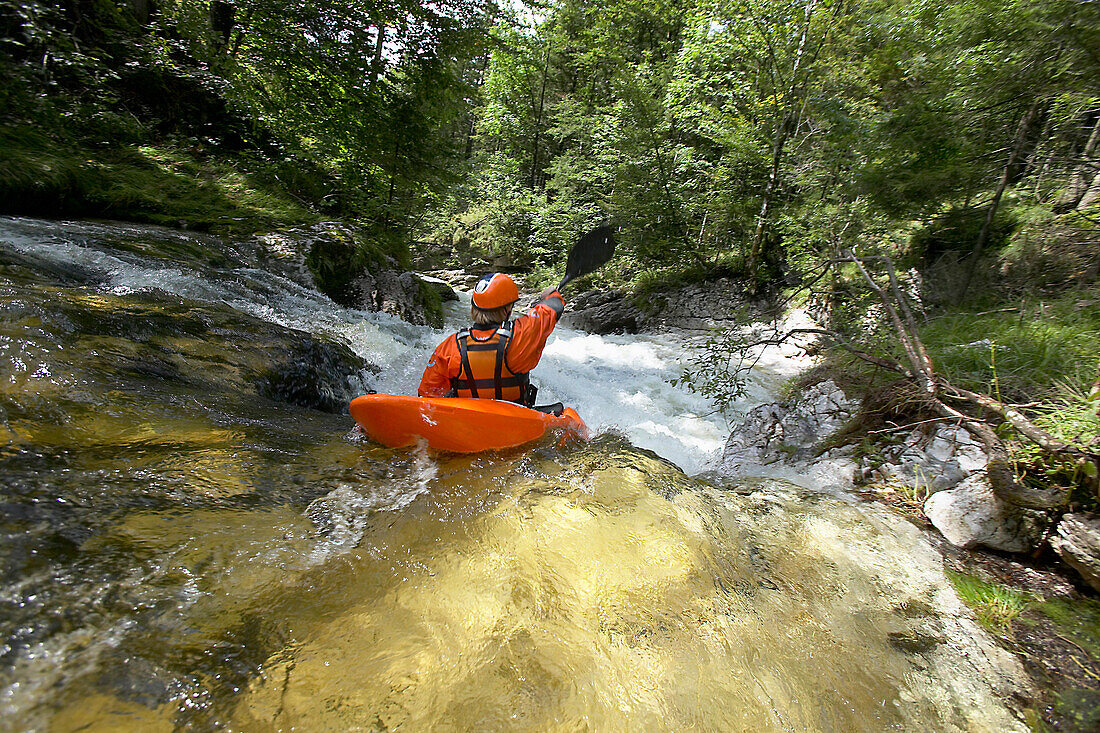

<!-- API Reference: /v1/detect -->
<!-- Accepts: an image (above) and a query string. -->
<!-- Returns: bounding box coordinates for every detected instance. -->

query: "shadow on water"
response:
[1,218,1029,731]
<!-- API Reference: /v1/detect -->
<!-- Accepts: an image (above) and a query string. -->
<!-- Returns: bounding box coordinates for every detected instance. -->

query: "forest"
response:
[1,0,1098,505]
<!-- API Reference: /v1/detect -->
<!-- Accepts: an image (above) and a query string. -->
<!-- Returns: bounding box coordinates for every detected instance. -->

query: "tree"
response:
[667,0,845,281]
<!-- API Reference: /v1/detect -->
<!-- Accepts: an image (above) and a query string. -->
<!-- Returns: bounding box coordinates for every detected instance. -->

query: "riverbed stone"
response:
[1050,513,1100,593]
[720,379,858,479]
[923,474,1043,553]
[878,425,990,496]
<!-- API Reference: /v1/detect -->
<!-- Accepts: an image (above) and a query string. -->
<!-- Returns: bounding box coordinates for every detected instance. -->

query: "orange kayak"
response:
[349,394,588,453]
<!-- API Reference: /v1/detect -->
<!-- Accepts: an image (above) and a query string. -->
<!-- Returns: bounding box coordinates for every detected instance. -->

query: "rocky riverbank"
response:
[715,377,1100,732]
[558,275,1100,731]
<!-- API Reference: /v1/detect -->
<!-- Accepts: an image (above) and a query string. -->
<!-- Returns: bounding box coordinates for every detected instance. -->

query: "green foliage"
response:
[1032,596,1100,661]
[946,569,1036,637]
[909,207,1017,264]
[918,286,1099,500]
[920,288,1100,402]
[1011,380,1100,495]
[4,0,1099,318]
[669,323,756,416]
[1,0,492,249]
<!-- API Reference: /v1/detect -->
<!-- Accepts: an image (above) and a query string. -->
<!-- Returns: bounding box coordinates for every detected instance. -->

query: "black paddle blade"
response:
[560,225,616,289]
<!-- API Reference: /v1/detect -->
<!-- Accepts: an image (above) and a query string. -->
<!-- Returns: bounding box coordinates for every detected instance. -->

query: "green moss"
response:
[0,125,320,235]
[416,279,445,328]
[304,228,412,306]
[1033,596,1100,660]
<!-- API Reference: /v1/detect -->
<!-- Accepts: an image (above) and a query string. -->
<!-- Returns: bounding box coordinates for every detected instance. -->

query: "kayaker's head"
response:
[471,272,519,325]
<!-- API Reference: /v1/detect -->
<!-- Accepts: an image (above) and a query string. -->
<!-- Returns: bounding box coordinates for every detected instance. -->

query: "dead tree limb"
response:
[738,252,1097,509]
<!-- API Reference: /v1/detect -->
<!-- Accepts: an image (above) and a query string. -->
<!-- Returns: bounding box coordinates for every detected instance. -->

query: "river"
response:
[0,217,1028,731]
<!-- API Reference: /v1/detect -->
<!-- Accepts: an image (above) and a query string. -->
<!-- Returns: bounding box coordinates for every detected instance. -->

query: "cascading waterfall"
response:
[0,217,1027,731]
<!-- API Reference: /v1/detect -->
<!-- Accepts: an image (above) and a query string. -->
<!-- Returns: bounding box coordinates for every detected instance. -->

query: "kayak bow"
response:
[349,394,588,453]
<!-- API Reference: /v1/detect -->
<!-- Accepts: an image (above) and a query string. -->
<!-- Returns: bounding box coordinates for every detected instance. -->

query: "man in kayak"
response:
[418,273,563,407]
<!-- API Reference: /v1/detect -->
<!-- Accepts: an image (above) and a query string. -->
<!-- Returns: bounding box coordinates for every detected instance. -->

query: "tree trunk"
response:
[961,98,1044,297]
[749,115,792,275]
[747,0,818,279]
[529,44,550,190]
[1061,113,1100,210]
[369,23,386,87]
[130,0,153,25]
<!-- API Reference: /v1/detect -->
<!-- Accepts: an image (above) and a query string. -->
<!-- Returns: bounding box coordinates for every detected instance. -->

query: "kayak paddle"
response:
[557,224,616,291]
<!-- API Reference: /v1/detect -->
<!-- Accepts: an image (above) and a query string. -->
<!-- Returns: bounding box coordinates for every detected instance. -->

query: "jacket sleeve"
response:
[506,290,564,374]
[418,337,460,397]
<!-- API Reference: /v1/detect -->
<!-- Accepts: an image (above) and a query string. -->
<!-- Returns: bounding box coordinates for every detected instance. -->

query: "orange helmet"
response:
[471,273,519,309]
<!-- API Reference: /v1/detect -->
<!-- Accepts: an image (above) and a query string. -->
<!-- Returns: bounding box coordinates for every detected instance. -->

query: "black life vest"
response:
[451,321,532,405]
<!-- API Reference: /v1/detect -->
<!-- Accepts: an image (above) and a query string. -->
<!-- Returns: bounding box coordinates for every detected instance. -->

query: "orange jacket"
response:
[418,291,564,402]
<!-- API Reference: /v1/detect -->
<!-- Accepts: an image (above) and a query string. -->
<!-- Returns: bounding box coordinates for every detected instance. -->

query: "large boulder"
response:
[923,475,1044,553]
[350,269,429,325]
[1050,513,1100,592]
[719,380,860,492]
[561,289,643,334]
[563,277,773,334]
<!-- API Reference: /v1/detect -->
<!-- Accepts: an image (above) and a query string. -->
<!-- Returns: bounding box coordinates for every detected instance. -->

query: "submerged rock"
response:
[256,334,377,414]
[228,440,1029,732]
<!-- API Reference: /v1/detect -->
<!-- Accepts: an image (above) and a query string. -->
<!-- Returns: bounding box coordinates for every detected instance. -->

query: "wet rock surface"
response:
[716,374,1100,733]
[349,269,428,325]
[563,277,774,334]
[560,289,642,334]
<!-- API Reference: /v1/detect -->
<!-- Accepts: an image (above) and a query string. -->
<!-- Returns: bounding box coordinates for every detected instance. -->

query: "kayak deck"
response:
[349,394,588,453]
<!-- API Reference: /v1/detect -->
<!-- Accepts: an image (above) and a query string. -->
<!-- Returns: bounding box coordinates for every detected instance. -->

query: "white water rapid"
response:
[0,218,808,472]
[0,218,1031,732]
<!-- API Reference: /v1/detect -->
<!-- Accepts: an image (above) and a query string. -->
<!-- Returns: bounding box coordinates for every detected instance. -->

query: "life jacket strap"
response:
[456,330,477,399]
[453,321,527,402]
[493,329,509,399]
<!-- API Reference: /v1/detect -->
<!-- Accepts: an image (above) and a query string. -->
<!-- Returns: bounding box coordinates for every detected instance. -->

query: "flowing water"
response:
[0,217,1028,731]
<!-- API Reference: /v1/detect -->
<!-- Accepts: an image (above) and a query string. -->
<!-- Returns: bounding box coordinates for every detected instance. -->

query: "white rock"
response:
[923,475,1043,553]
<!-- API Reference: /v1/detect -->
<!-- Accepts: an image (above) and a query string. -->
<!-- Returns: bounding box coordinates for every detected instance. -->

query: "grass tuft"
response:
[946,569,1036,637]
[919,287,1100,403]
